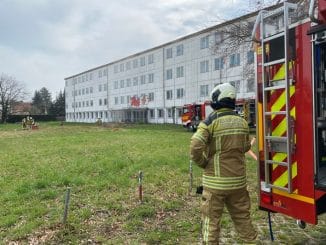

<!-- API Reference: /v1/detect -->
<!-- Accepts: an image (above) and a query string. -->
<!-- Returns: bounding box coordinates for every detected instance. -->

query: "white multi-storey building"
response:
[65,12,256,124]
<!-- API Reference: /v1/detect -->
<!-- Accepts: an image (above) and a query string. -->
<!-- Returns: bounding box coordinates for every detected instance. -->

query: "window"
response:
[126,95,131,104]
[215,32,223,44]
[148,92,154,101]
[104,98,108,105]
[114,81,119,89]
[90,73,93,80]
[115,97,119,105]
[126,78,131,87]
[177,108,183,117]
[90,100,93,106]
[82,101,85,107]
[82,88,85,95]
[133,59,138,68]
[167,108,173,118]
[140,75,146,84]
[166,90,173,100]
[90,87,93,93]
[86,88,89,94]
[230,80,241,92]
[78,89,81,95]
[120,80,124,88]
[120,96,125,104]
[86,101,89,107]
[99,99,102,106]
[247,78,255,92]
[230,53,240,67]
[176,66,184,78]
[200,85,209,97]
[158,109,164,118]
[148,54,154,64]
[200,35,209,49]
[148,73,154,83]
[98,70,102,78]
[120,63,124,72]
[200,60,209,73]
[176,44,184,56]
[133,77,138,86]
[103,69,107,76]
[98,84,102,92]
[140,57,145,66]
[104,83,108,91]
[149,109,155,118]
[177,88,184,99]
[214,57,224,70]
[166,69,173,80]
[126,61,131,70]
[166,48,173,59]
[82,76,85,82]
[114,65,119,73]
[247,51,254,64]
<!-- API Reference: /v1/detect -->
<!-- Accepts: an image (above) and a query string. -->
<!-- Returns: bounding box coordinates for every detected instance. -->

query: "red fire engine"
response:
[181,102,212,131]
[252,0,326,226]
[182,99,256,131]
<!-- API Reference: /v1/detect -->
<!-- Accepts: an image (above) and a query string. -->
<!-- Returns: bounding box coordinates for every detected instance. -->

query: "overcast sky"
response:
[0,0,273,101]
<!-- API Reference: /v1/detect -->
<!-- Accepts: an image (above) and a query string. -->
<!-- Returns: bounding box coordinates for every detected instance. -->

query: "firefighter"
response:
[190,83,257,244]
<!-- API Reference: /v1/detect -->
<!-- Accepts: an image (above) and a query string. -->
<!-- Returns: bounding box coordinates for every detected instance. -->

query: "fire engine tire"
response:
[296,220,306,229]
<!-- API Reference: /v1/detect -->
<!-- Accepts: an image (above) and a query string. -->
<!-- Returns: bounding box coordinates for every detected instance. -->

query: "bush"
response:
[6,114,59,123]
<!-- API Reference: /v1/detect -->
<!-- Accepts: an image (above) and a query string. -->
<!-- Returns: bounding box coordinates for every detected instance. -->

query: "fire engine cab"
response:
[252,0,326,225]
[181,102,212,131]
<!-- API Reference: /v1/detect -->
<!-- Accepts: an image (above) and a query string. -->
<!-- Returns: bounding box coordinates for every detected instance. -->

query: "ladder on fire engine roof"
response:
[259,1,297,193]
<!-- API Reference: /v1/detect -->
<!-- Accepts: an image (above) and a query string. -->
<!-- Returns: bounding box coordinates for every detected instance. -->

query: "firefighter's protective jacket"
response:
[190,108,251,190]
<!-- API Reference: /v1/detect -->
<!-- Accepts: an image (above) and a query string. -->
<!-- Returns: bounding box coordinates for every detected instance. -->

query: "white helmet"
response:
[210,83,236,110]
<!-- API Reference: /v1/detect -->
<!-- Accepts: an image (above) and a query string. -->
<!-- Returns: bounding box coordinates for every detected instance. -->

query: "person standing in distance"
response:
[190,83,257,244]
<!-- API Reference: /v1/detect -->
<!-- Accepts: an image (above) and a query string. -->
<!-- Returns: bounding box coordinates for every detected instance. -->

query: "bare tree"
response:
[0,73,26,123]
[210,0,309,83]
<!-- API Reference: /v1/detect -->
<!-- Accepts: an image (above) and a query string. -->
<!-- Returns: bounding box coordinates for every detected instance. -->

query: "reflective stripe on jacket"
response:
[190,108,251,190]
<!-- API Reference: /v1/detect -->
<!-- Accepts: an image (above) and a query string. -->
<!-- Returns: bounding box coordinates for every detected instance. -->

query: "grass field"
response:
[1,122,326,244]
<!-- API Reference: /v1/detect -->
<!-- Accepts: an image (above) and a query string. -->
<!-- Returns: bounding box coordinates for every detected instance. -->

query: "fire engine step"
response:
[265,136,288,142]
[264,31,285,42]
[262,2,297,19]
[268,184,289,192]
[265,111,287,116]
[264,58,285,67]
[266,160,289,167]
[264,84,286,91]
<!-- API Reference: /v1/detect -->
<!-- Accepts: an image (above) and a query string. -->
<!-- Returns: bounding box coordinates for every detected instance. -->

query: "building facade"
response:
[65,13,256,124]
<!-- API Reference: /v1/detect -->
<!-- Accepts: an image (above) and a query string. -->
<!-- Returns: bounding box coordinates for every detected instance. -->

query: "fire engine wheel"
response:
[296,220,306,229]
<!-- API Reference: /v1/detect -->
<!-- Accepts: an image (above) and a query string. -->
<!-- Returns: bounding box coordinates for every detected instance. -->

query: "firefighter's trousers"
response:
[201,187,257,244]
